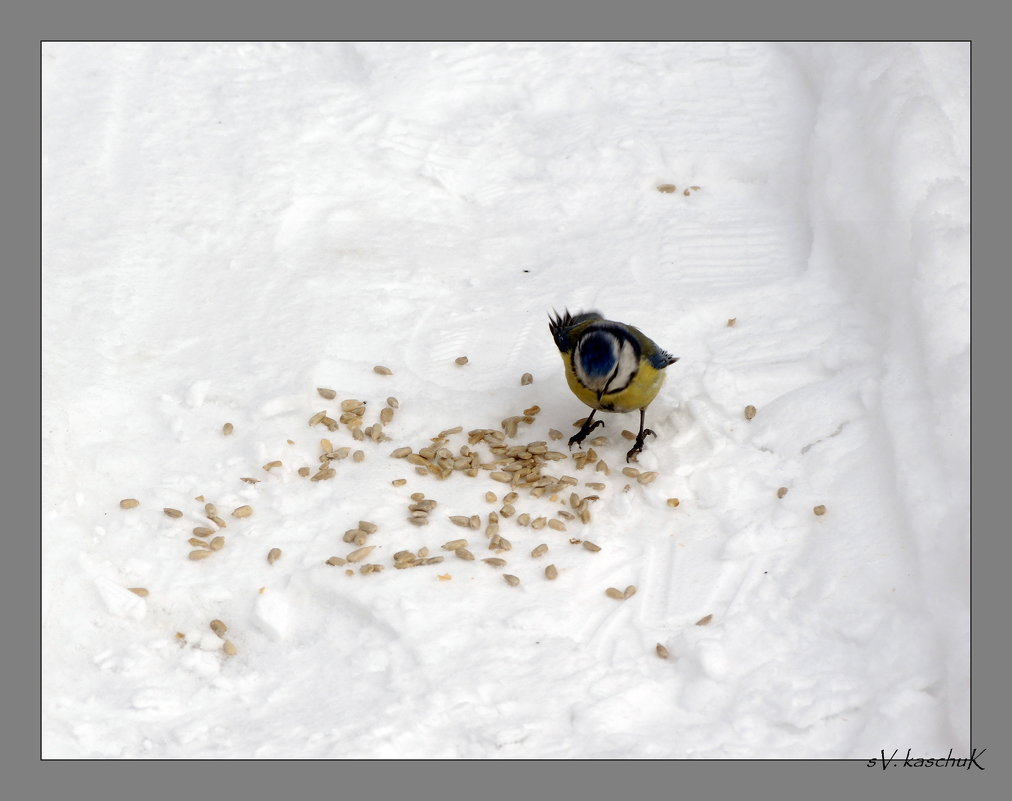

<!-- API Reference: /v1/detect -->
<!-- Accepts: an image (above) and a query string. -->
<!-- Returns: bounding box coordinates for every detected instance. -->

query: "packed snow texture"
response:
[42,42,969,758]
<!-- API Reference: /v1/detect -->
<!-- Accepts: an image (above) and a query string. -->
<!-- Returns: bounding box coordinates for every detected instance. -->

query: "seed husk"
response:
[503,574,520,587]
[455,356,469,365]
[353,450,365,462]
[727,318,736,328]
[311,467,337,481]
[340,399,365,412]
[407,517,429,527]
[545,564,558,580]
[814,505,827,516]
[380,407,394,424]
[188,537,210,548]
[188,549,214,561]
[424,556,445,565]
[656,183,677,193]
[386,397,400,409]
[520,373,533,385]
[777,487,788,499]
[696,614,713,626]
[530,543,548,558]
[468,514,481,529]
[454,547,475,561]
[391,478,407,486]
[346,546,376,563]
[325,556,347,566]
[517,513,531,526]
[210,619,228,638]
[547,519,566,532]
[484,491,498,503]
[119,498,140,509]
[744,405,757,420]
[317,387,337,400]
[595,461,611,475]
[298,466,311,477]
[309,410,328,426]
[548,429,564,440]
[374,365,393,375]
[163,507,183,518]
[240,477,260,484]
[622,467,640,478]
[623,585,637,599]
[442,538,468,551]
[637,471,659,485]
[128,587,149,597]
[192,526,215,538]
[223,640,237,656]
[358,520,378,534]
[582,541,601,553]
[448,515,471,528]
[666,497,680,507]
[605,587,625,600]
[557,510,575,521]
[210,536,225,551]
[267,548,282,565]
[232,505,253,518]
[263,460,282,471]
[531,517,547,530]
[656,643,670,659]
[483,557,507,568]
[222,422,234,436]
[343,528,367,544]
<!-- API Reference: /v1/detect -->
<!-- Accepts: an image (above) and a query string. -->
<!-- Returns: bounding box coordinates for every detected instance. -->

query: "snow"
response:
[42,41,969,758]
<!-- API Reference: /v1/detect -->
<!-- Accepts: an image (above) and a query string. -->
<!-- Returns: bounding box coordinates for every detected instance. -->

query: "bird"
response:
[549,309,679,462]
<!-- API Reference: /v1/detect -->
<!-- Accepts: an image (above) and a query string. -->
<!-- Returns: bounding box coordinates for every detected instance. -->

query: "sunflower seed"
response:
[316,387,337,400]
[468,514,481,529]
[623,585,637,599]
[343,528,367,544]
[531,517,547,530]
[637,471,658,485]
[309,410,328,426]
[656,643,670,659]
[548,429,564,441]
[311,467,337,481]
[210,619,228,637]
[622,467,640,478]
[409,500,437,512]
[543,565,559,582]
[448,515,470,528]
[484,491,498,503]
[547,519,566,532]
[423,556,445,565]
[516,513,531,527]
[500,504,516,518]
[454,547,475,561]
[656,183,677,193]
[374,365,393,375]
[391,478,407,487]
[263,460,282,471]
[346,546,376,563]
[727,317,737,327]
[223,640,237,656]
[339,399,363,412]
[605,587,625,600]
[188,537,210,548]
[520,373,533,385]
[777,487,788,499]
[582,540,601,553]
[188,549,214,561]
[353,450,365,462]
[240,477,260,484]
[325,556,346,566]
[385,396,399,409]
[530,543,548,558]
[557,510,575,521]
[209,536,225,551]
[360,563,384,574]
[442,538,468,551]
[119,498,140,509]
[192,526,215,538]
[666,497,680,507]
[814,505,827,516]
[595,461,611,475]
[483,557,507,568]
[744,405,757,420]
[222,422,234,436]
[380,407,394,424]
[503,574,520,586]
[163,508,183,518]
[455,356,469,365]
[490,472,512,483]
[298,467,311,477]
[696,614,713,626]
[407,516,429,527]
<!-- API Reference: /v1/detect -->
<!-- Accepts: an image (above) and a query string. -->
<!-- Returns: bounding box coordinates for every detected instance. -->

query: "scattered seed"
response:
[500,504,516,518]
[483,557,507,568]
[442,539,468,551]
[621,430,636,440]
[814,505,827,516]
[777,487,788,499]
[344,528,367,544]
[637,471,659,485]
[656,643,670,659]
[192,526,215,538]
[622,467,640,478]
[391,478,407,486]
[418,547,430,558]
[548,429,563,440]
[374,365,393,375]
[727,318,736,327]
[232,505,253,518]
[623,585,637,599]
[346,546,376,563]
[317,387,337,400]
[188,537,210,548]
[263,461,282,471]
[454,547,475,561]
[128,587,149,597]
[210,620,228,638]
[484,491,498,503]
[448,516,470,528]
[468,515,481,530]
[222,422,234,436]
[696,614,713,626]
[557,510,575,521]
[605,587,625,600]
[311,467,337,481]
[407,517,429,527]
[380,407,394,424]
[516,513,531,527]
[267,548,282,565]
[424,556,445,565]
[490,472,512,483]
[119,498,140,509]
[455,356,469,365]
[503,574,520,587]
[188,549,214,561]
[582,541,601,553]
[163,508,183,518]
[353,450,365,462]
[596,461,611,475]
[297,467,310,477]
[544,564,558,580]
[520,373,533,385]
[210,536,225,551]
[530,543,548,558]
[309,410,328,426]
[531,517,547,530]
[326,556,347,566]
[240,477,260,484]
[683,188,690,196]
[358,521,378,534]
[223,640,237,656]
[656,183,677,193]
[744,405,757,420]
[547,519,566,532]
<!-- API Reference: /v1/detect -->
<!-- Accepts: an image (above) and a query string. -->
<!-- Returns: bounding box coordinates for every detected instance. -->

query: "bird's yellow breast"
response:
[561,352,667,413]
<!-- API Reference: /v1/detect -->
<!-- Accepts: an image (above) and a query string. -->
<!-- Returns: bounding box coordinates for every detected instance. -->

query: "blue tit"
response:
[549,309,679,462]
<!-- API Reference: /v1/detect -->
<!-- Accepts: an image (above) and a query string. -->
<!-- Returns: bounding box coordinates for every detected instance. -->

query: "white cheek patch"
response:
[603,340,639,395]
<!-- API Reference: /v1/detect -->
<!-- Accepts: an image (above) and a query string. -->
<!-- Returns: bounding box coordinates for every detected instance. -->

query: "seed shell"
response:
[582,541,601,553]
[188,549,214,561]
[232,505,253,518]
[128,587,149,597]
[163,508,183,518]
[744,405,757,420]
[373,365,393,375]
[317,388,337,400]
[267,548,282,565]
[545,564,558,580]
[520,373,533,385]
[223,640,237,656]
[814,505,827,516]
[503,574,520,587]
[210,619,228,637]
[346,546,376,563]
[605,587,625,600]
[656,643,670,659]
[666,497,680,507]
[777,487,788,499]
[119,498,140,509]
[455,356,469,365]
[530,543,548,558]
[696,614,713,626]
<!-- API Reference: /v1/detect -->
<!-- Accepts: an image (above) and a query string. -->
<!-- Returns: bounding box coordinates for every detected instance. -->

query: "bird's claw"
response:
[568,419,605,450]
[625,428,656,463]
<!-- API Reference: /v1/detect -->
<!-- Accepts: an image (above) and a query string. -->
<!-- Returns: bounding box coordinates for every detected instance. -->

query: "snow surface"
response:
[42,41,969,759]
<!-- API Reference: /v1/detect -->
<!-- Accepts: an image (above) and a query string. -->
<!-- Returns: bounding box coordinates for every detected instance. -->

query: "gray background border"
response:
[13,0,1001,799]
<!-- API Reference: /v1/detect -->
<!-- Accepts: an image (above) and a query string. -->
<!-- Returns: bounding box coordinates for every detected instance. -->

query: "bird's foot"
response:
[625,428,656,463]
[568,419,605,450]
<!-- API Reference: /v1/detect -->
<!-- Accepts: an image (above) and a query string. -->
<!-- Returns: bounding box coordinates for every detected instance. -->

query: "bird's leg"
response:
[625,408,657,463]
[568,409,605,450]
